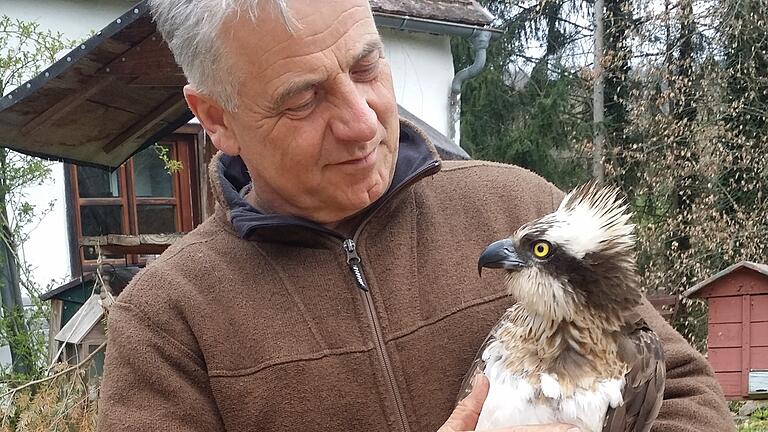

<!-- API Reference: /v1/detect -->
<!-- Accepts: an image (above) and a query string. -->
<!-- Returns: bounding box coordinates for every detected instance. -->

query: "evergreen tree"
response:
[452,0,590,189]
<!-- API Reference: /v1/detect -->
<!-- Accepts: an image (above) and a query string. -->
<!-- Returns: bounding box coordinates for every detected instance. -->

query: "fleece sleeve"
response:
[96,301,226,432]
[637,299,736,432]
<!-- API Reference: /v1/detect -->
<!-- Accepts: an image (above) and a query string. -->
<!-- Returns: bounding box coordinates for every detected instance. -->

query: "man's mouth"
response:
[338,145,379,166]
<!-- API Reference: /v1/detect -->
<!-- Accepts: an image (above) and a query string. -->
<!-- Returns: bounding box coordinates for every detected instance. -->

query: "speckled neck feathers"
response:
[496,304,627,397]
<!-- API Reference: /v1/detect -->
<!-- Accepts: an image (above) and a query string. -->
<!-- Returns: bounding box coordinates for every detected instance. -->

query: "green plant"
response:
[153,143,184,174]
[731,400,746,413]
[738,419,768,432]
[753,407,768,421]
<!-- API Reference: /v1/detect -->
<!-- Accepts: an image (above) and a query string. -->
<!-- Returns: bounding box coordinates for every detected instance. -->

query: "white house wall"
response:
[3,2,456,291]
[1,0,137,39]
[380,28,455,136]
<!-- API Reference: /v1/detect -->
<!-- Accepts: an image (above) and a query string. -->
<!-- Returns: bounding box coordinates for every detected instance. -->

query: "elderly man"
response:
[96,0,733,431]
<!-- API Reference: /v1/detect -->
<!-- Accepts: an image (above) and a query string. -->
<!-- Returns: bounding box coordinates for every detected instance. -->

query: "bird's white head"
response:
[478,183,641,321]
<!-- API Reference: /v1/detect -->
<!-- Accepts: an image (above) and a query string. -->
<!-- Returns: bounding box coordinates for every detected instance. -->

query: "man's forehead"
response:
[226,2,378,73]
[266,39,383,109]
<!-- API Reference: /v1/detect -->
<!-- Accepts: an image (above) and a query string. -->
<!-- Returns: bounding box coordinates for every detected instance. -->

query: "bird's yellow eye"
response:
[532,241,551,258]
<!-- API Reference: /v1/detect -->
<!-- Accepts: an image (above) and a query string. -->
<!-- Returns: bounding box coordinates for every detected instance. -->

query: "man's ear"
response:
[184,85,240,155]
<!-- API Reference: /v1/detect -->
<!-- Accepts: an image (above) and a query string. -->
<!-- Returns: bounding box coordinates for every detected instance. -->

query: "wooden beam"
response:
[174,123,202,134]
[20,75,117,136]
[102,94,186,154]
[81,233,183,255]
[128,75,187,87]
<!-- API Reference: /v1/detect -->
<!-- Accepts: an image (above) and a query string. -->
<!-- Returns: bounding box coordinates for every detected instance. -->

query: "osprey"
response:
[463,183,665,432]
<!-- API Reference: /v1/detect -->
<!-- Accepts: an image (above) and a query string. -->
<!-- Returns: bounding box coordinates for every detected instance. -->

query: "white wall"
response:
[17,165,69,290]
[380,28,455,136]
[2,0,138,291]
[1,0,137,39]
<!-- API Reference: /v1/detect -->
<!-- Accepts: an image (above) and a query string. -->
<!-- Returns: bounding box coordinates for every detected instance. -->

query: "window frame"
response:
[68,134,198,270]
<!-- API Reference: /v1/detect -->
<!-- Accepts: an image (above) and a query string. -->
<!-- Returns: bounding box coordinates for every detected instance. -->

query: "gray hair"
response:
[149,0,293,111]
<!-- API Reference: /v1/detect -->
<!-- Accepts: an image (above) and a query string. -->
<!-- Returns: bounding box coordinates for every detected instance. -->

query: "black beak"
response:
[478,239,527,276]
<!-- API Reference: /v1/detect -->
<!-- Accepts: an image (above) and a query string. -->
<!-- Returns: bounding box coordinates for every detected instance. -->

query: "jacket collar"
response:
[209,118,442,247]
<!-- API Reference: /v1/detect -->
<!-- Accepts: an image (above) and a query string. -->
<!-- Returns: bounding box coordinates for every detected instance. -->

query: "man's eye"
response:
[288,100,313,112]
[284,94,316,115]
[352,62,380,81]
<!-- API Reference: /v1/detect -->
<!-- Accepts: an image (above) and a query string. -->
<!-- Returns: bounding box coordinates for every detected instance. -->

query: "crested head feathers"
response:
[483,182,642,321]
[520,182,635,259]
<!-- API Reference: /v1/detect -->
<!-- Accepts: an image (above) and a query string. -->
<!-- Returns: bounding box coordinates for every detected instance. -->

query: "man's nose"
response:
[328,79,379,143]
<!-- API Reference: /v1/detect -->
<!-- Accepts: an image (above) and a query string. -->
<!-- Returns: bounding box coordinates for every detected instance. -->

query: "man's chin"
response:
[332,185,387,219]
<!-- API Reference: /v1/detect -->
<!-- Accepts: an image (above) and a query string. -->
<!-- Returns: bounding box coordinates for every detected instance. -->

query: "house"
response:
[0,0,497,365]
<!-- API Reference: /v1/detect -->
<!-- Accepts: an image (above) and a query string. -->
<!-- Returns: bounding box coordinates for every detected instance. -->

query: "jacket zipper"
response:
[343,239,368,291]
[343,239,410,432]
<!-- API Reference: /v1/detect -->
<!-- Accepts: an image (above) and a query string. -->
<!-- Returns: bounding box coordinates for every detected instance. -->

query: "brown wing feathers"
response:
[602,315,665,432]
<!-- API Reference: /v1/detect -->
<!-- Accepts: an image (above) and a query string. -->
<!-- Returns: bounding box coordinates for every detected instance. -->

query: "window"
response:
[69,135,197,268]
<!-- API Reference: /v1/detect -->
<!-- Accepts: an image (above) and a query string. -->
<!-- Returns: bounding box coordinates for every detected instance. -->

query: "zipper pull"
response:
[343,239,369,291]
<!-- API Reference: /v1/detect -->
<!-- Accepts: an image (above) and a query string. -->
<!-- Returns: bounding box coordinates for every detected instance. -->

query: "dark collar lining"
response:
[216,120,441,247]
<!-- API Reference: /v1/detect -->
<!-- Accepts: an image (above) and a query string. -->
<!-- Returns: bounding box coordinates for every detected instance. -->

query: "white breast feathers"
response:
[476,340,625,432]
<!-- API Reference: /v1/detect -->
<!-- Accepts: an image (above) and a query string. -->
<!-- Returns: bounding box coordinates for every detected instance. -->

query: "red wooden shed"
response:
[684,261,768,400]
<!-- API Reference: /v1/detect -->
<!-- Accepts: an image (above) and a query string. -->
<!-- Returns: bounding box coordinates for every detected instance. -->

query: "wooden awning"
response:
[0,1,479,169]
[0,2,191,169]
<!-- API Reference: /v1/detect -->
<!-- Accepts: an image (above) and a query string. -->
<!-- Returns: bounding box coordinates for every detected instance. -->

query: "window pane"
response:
[133,145,173,198]
[77,166,120,198]
[80,205,123,236]
[137,205,177,234]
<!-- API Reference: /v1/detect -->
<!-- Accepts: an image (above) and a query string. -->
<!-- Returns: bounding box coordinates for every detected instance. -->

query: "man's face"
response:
[199,0,399,226]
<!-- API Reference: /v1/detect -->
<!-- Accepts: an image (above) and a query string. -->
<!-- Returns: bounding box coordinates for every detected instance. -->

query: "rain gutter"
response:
[449,30,492,144]
[372,13,498,145]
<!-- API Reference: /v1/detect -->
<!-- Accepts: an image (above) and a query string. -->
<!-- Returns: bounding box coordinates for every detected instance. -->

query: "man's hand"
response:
[439,374,580,432]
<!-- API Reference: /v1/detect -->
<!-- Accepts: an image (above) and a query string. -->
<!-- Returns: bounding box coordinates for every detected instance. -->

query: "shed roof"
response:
[683,261,768,298]
[40,265,142,301]
[0,1,486,169]
[54,295,104,344]
[39,273,96,302]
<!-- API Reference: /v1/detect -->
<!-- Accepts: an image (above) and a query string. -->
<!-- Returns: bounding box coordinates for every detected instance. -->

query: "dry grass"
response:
[0,363,98,432]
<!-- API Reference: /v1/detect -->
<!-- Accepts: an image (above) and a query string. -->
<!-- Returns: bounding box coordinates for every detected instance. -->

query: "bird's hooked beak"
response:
[478,238,528,276]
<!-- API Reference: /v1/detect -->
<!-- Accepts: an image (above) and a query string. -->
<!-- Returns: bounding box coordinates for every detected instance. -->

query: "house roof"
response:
[683,261,768,298]
[371,0,494,26]
[0,1,486,169]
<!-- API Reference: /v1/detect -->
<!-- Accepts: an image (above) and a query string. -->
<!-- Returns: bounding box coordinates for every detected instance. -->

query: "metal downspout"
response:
[449,30,493,144]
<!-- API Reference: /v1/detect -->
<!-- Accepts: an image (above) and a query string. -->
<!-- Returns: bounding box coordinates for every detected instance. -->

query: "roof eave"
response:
[374,12,501,38]
[683,260,768,298]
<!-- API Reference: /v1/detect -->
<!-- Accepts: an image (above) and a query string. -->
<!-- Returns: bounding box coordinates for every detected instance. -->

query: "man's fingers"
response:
[439,376,579,432]
[441,374,490,431]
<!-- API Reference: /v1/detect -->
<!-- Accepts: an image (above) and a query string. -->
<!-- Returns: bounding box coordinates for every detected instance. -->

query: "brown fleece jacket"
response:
[97,123,733,432]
